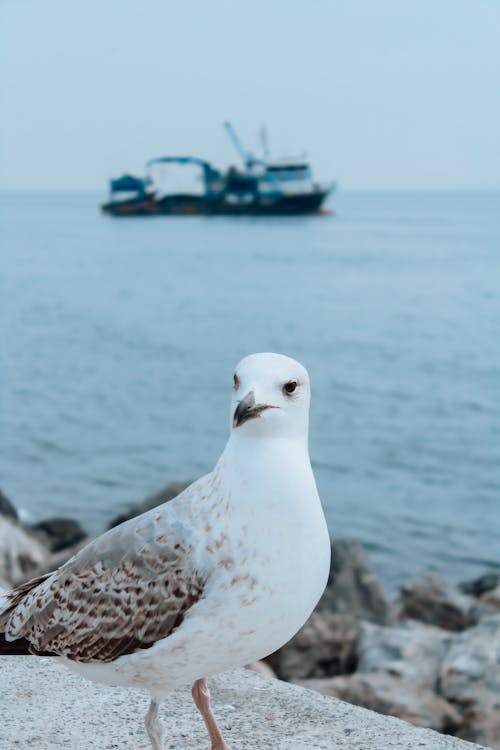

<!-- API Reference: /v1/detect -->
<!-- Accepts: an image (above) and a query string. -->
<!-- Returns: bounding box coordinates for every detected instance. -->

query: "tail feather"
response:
[0,572,56,657]
[0,572,53,628]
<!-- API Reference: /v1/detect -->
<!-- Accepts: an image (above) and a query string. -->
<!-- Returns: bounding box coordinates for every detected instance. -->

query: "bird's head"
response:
[230,353,310,441]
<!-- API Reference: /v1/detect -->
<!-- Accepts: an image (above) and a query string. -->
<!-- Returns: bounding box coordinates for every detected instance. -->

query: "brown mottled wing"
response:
[2,506,206,663]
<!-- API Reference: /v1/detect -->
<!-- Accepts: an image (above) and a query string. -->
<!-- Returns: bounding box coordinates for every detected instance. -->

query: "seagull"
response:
[0,352,331,750]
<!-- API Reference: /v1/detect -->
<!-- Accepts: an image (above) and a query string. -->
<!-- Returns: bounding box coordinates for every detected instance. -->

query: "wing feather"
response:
[1,494,208,663]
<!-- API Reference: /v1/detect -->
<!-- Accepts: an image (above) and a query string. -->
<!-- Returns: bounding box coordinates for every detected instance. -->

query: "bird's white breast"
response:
[70,437,330,694]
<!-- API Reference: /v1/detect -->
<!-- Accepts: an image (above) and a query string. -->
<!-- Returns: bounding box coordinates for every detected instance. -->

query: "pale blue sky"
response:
[1,0,499,190]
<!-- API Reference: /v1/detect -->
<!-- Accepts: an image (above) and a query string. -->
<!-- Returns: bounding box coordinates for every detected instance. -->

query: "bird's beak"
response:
[232,391,274,428]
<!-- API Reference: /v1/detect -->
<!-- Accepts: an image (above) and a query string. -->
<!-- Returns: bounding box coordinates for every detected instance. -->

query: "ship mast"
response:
[223,121,259,170]
[259,124,270,161]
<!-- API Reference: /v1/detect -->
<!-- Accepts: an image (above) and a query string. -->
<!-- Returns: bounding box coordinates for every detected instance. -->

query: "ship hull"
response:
[101,188,331,217]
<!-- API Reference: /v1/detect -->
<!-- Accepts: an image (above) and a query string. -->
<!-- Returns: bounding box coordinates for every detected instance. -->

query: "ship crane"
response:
[223,121,261,170]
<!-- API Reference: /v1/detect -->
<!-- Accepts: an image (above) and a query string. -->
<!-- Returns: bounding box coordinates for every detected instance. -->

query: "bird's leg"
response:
[191,678,230,750]
[145,698,164,750]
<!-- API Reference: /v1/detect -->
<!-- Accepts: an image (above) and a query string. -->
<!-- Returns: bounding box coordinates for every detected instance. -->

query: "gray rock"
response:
[440,613,500,748]
[267,611,359,680]
[0,488,17,522]
[480,584,500,613]
[298,672,462,733]
[268,541,390,681]
[33,537,92,579]
[246,660,277,678]
[318,539,390,625]
[29,517,87,553]
[400,573,481,631]
[0,516,50,587]
[108,479,193,528]
[460,571,500,598]
[358,620,454,689]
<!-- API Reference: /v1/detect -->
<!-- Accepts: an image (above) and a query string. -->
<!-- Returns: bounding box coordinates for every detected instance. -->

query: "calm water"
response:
[1,190,499,593]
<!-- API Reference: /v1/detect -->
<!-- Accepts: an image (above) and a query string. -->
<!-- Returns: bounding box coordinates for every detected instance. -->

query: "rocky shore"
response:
[1,484,499,749]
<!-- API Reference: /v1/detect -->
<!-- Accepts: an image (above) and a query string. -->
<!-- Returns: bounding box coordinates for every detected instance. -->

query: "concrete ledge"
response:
[0,657,489,749]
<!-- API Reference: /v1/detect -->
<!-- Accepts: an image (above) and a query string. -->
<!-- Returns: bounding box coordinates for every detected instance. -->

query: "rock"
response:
[0,488,18,522]
[267,540,391,681]
[460,571,500,598]
[400,573,481,631]
[481,584,500,613]
[440,613,500,748]
[267,611,359,680]
[0,516,51,587]
[29,517,88,553]
[318,539,390,625]
[246,660,277,678]
[298,672,462,733]
[33,538,93,579]
[108,480,193,529]
[358,620,454,689]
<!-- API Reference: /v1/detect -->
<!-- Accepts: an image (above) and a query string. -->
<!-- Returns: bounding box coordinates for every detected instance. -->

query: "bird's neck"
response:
[223,432,309,467]
[216,433,316,512]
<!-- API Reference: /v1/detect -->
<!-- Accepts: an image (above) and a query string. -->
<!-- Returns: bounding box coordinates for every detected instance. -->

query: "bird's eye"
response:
[283,380,298,396]
[233,373,240,390]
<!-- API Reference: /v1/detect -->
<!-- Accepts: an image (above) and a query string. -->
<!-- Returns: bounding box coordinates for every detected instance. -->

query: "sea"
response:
[1,190,499,595]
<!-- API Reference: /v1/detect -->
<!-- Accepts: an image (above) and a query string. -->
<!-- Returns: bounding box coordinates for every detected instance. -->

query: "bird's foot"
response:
[192,678,231,750]
[145,698,164,750]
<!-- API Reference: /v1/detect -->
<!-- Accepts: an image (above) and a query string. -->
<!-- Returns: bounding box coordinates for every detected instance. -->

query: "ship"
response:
[101,122,335,217]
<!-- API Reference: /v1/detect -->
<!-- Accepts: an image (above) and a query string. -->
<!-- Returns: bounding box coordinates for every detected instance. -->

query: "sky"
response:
[1,0,499,190]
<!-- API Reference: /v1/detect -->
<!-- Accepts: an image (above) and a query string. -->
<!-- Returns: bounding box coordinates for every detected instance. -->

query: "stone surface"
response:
[246,660,277,678]
[29,517,88,553]
[0,488,18,521]
[358,619,454,689]
[0,656,489,749]
[0,517,50,588]
[108,479,193,528]
[318,539,390,625]
[267,612,359,680]
[299,673,462,734]
[460,572,500,598]
[440,614,500,748]
[400,573,482,631]
[480,585,500,613]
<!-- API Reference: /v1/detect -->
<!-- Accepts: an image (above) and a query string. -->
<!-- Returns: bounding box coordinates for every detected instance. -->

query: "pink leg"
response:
[191,679,231,750]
